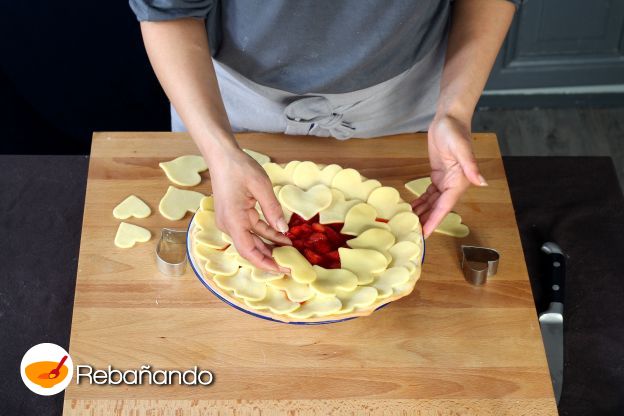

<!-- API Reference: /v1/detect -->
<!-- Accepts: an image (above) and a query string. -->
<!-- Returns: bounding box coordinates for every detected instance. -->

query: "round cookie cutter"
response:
[156,228,188,276]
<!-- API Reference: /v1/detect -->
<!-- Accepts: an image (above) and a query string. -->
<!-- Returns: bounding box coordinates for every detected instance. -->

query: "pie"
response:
[188,161,424,323]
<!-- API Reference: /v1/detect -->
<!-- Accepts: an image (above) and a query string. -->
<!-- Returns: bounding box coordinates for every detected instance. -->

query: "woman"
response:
[130,0,517,271]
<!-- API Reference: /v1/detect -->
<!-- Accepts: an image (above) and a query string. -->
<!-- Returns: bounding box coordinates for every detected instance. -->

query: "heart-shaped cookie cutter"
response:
[461,245,500,286]
[156,228,188,276]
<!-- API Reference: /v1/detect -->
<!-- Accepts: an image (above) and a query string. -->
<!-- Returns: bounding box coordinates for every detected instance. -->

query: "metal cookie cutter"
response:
[461,245,500,286]
[156,228,188,276]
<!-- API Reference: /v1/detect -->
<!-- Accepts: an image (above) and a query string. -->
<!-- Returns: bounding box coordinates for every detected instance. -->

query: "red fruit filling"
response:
[284,213,353,269]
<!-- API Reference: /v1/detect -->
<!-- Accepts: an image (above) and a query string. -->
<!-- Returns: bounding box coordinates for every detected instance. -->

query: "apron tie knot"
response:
[284,96,356,140]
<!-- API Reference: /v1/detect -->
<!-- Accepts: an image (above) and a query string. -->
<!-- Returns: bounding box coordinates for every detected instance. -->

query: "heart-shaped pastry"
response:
[213,267,267,301]
[242,148,271,166]
[388,241,421,268]
[436,212,470,238]
[159,155,208,187]
[371,267,411,298]
[273,246,317,284]
[267,276,315,302]
[263,161,301,186]
[319,189,359,224]
[200,195,214,211]
[341,203,390,236]
[287,293,342,319]
[195,243,239,276]
[347,228,396,253]
[159,186,205,220]
[114,222,151,248]
[292,162,343,190]
[335,286,379,313]
[113,195,151,219]
[405,177,432,197]
[244,286,300,314]
[331,168,381,201]
[278,184,332,221]
[194,210,229,249]
[367,187,411,220]
[388,211,421,241]
[338,247,389,284]
[311,266,358,295]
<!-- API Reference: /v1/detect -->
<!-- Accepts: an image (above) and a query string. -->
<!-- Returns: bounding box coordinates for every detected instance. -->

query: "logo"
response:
[21,343,74,396]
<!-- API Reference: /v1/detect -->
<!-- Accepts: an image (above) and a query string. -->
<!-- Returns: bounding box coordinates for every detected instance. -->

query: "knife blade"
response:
[539,242,565,404]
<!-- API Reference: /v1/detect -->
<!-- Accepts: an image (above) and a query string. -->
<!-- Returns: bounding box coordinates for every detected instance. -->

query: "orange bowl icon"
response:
[25,361,69,388]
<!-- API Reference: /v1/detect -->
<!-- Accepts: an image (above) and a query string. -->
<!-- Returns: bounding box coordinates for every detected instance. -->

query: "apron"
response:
[172,36,446,139]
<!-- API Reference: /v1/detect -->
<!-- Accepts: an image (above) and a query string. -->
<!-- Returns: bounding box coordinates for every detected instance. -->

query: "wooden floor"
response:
[473,107,624,191]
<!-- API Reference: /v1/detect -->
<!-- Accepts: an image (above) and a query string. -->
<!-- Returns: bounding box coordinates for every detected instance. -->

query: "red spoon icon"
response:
[38,355,68,379]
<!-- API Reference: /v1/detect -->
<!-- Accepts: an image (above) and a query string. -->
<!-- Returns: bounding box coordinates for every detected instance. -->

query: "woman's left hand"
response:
[411,113,487,238]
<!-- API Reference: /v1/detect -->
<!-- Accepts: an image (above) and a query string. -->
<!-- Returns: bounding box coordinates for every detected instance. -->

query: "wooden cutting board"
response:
[63,132,557,415]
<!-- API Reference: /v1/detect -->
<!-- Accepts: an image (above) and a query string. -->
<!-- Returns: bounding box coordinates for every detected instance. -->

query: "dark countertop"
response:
[1,155,623,416]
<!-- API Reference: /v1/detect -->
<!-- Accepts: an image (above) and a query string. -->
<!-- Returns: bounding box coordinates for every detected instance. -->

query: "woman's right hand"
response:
[206,146,291,272]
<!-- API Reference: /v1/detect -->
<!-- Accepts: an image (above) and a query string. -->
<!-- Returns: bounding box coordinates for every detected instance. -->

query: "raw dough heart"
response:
[341,203,390,236]
[214,267,267,301]
[159,186,205,220]
[195,243,239,276]
[371,267,410,298]
[243,148,271,166]
[251,267,285,282]
[335,286,379,314]
[200,195,214,211]
[338,247,389,285]
[436,212,470,238]
[388,211,421,241]
[405,177,432,197]
[272,246,317,284]
[331,168,381,201]
[278,184,332,221]
[311,266,358,295]
[267,276,315,302]
[245,286,300,314]
[113,195,151,219]
[319,189,359,224]
[114,222,151,248]
[388,241,421,268]
[159,155,208,187]
[263,161,301,186]
[292,162,342,190]
[347,228,396,253]
[366,187,411,219]
[286,294,342,319]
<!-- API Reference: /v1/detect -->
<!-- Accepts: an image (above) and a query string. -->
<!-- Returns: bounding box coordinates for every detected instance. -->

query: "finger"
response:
[228,224,280,272]
[253,179,289,233]
[452,137,487,187]
[413,185,439,216]
[251,217,292,246]
[422,186,464,238]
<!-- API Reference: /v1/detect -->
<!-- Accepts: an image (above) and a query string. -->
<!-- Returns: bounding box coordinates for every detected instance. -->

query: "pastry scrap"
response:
[112,195,151,219]
[114,222,151,248]
[243,148,271,166]
[159,155,208,187]
[404,176,470,238]
[159,186,205,220]
[189,163,424,322]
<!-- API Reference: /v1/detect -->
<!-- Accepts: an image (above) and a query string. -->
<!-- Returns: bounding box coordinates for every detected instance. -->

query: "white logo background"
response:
[20,343,74,396]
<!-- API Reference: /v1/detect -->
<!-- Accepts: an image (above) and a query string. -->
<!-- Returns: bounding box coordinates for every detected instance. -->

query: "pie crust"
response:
[188,162,424,323]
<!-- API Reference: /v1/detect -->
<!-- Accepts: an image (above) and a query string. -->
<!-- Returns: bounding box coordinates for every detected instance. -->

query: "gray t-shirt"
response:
[130,0,519,95]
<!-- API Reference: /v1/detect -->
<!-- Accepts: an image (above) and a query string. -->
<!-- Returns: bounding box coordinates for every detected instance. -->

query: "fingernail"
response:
[478,174,489,187]
[276,218,289,233]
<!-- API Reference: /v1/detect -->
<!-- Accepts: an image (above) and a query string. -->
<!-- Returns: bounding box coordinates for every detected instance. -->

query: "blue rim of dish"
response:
[186,212,426,325]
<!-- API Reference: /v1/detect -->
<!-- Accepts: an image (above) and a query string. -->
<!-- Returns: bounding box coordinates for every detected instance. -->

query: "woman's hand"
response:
[411,114,487,238]
[206,147,291,272]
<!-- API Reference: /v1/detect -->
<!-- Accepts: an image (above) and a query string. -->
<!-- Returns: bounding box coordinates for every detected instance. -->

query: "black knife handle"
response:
[542,243,566,305]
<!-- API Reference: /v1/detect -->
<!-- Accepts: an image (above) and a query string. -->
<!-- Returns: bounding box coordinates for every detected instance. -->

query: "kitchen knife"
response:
[539,242,565,405]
